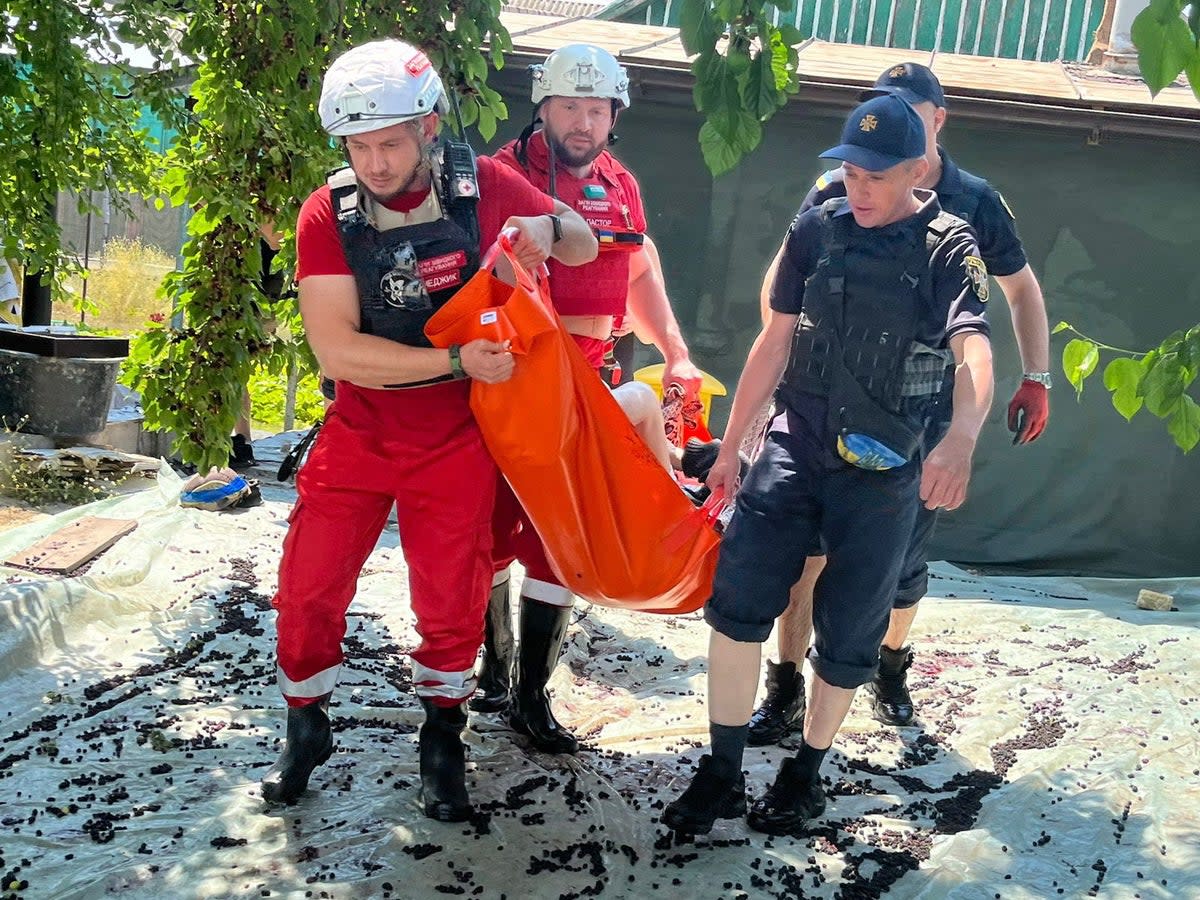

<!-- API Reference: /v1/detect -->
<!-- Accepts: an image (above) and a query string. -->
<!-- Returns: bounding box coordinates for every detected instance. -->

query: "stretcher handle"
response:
[701,487,729,527]
[480,227,552,285]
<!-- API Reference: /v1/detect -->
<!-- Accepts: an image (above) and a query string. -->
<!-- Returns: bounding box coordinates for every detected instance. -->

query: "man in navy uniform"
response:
[662,94,994,835]
[748,63,1050,745]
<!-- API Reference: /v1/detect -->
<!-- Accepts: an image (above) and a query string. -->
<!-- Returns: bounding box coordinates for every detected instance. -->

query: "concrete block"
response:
[1135,589,1174,611]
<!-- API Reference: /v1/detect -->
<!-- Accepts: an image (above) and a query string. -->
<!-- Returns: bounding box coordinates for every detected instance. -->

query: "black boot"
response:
[261,702,333,804]
[418,698,471,822]
[747,757,826,836]
[469,579,514,713]
[509,598,578,754]
[868,645,915,726]
[747,660,806,746]
[681,437,724,480]
[661,755,747,834]
[229,434,257,470]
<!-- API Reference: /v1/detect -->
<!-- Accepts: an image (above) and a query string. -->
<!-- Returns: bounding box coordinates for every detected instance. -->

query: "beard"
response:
[546,131,607,169]
[361,159,431,204]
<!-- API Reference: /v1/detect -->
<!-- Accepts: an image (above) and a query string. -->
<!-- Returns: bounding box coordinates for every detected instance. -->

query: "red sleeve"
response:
[475,155,556,253]
[491,140,525,176]
[296,185,352,280]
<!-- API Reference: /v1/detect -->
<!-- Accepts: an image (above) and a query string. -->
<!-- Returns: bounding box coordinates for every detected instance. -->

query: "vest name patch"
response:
[418,250,467,291]
[577,198,612,214]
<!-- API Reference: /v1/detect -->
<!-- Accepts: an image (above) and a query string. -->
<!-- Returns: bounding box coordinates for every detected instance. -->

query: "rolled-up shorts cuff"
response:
[893,573,927,608]
[806,647,878,689]
[704,602,774,644]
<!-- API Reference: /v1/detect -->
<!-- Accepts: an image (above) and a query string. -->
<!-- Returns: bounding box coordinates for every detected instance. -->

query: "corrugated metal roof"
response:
[501,1,612,20]
[498,11,1200,123]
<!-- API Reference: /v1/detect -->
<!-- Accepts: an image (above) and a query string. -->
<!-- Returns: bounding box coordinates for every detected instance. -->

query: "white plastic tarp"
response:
[0,463,1197,899]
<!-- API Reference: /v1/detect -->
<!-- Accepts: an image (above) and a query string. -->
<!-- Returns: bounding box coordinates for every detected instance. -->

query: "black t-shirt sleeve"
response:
[768,208,824,315]
[932,225,990,342]
[971,187,1027,277]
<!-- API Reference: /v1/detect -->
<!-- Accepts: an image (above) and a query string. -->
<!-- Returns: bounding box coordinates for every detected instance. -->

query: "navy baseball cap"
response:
[861,62,946,108]
[819,94,927,172]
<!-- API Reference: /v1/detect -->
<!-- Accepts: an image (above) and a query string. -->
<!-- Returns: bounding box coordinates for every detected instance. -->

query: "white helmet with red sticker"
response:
[319,39,447,137]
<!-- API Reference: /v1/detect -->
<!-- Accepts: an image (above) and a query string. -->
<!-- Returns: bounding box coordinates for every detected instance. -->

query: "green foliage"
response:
[122,0,512,471]
[247,370,326,432]
[0,453,113,506]
[0,1,169,302]
[1132,0,1200,96]
[680,0,803,176]
[64,237,174,331]
[1053,322,1200,453]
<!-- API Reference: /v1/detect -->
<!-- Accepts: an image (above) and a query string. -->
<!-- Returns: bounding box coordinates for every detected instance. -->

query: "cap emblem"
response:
[859,114,879,133]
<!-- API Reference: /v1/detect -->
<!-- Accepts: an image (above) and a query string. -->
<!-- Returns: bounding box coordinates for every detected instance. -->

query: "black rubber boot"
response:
[747,660,807,746]
[681,437,724,480]
[261,702,333,804]
[747,757,826,836]
[661,754,747,834]
[868,645,916,726]
[469,578,514,713]
[509,598,578,754]
[418,698,472,822]
[229,434,257,471]
[679,438,752,505]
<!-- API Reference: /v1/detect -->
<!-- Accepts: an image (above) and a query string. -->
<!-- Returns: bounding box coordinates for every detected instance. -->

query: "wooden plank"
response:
[6,516,137,574]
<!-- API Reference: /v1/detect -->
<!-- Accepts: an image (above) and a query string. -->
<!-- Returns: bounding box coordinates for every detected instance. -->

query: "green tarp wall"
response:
[485,71,1200,578]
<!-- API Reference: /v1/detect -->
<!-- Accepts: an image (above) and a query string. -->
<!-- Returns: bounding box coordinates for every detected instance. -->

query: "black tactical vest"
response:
[329,156,480,351]
[780,197,965,419]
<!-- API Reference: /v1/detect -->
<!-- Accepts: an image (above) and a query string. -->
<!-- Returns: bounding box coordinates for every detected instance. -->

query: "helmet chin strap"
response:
[515,106,560,200]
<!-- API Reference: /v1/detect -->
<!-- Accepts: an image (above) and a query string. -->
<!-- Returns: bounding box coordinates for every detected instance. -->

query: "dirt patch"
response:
[0,502,45,533]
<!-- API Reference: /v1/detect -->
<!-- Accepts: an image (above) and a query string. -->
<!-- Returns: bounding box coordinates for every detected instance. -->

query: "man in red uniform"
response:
[262,39,596,820]
[470,44,707,755]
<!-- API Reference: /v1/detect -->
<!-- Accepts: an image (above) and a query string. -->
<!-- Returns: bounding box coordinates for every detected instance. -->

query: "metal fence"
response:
[633,0,1104,61]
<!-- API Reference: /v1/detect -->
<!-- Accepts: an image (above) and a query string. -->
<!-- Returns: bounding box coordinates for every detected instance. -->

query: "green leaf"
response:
[1142,357,1186,417]
[1052,320,1073,334]
[1167,395,1200,451]
[1062,338,1100,396]
[777,24,805,46]
[680,1,717,56]
[476,104,497,142]
[1131,0,1195,95]
[726,47,752,77]
[1182,326,1200,373]
[1103,357,1144,421]
[767,28,793,93]
[699,120,741,177]
[714,0,742,21]
[739,50,778,120]
[699,109,761,177]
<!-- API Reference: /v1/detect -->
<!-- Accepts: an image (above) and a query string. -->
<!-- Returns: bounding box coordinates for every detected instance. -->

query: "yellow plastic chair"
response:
[634,363,727,428]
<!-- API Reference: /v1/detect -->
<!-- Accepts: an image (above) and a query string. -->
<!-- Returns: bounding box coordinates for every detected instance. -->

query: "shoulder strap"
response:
[925,210,963,253]
[818,198,851,300]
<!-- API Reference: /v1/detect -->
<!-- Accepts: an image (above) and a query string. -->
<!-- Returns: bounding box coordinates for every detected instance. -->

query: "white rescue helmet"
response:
[530,44,630,109]
[319,39,447,137]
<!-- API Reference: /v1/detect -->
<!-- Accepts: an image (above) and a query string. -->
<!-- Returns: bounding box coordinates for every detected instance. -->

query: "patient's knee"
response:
[612,382,660,425]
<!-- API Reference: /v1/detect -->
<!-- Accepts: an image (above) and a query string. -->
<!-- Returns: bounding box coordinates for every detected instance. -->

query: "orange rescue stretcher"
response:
[425,233,723,614]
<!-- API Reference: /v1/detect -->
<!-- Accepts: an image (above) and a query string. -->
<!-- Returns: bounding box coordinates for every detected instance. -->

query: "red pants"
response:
[490,333,605,607]
[273,380,496,708]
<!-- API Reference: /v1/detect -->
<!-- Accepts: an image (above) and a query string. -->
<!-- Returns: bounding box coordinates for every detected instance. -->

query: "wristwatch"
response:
[1023,372,1052,389]
[448,344,467,380]
[545,213,563,243]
